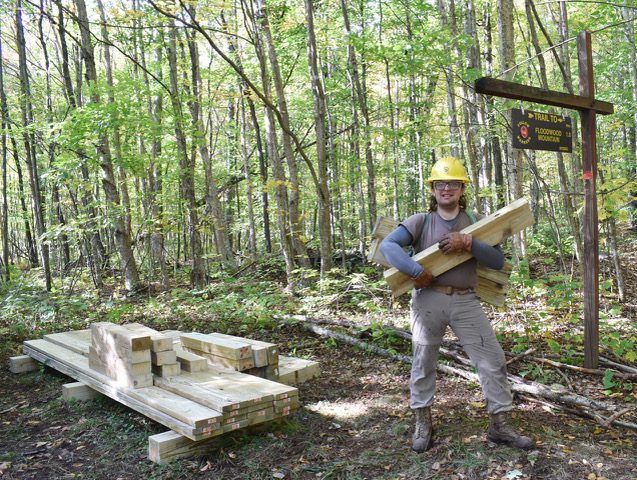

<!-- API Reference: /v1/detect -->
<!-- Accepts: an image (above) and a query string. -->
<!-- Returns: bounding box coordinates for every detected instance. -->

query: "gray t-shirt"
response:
[400,211,477,289]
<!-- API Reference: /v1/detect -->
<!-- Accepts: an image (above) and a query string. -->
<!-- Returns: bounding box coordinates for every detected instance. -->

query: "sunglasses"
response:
[432,181,463,191]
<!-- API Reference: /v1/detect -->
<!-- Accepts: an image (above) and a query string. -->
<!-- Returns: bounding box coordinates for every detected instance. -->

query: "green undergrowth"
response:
[1,253,635,401]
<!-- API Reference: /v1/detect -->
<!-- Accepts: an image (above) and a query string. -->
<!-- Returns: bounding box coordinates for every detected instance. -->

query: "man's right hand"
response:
[412,268,434,289]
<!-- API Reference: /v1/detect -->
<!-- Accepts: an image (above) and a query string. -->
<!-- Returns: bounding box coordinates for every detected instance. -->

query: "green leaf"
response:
[602,369,616,389]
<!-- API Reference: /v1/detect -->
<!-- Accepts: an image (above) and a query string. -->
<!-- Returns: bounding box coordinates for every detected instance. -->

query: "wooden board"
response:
[180,333,252,360]
[367,218,514,305]
[205,333,277,367]
[9,355,39,374]
[153,375,252,412]
[22,339,208,441]
[148,419,288,464]
[44,331,91,356]
[127,386,222,429]
[186,367,298,401]
[384,198,534,297]
[44,329,151,363]
[88,346,153,389]
[183,346,255,371]
[367,216,398,265]
[148,430,222,464]
[244,365,279,380]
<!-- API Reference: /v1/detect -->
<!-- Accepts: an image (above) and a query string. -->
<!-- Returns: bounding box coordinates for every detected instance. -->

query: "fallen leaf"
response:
[200,461,213,472]
[272,472,285,479]
[0,461,11,474]
[505,469,524,479]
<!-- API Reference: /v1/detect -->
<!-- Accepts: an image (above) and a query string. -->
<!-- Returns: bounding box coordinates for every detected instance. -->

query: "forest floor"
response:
[1,236,637,479]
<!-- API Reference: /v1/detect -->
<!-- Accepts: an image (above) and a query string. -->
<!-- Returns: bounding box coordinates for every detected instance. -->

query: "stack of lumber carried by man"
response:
[370,198,534,304]
[17,322,320,463]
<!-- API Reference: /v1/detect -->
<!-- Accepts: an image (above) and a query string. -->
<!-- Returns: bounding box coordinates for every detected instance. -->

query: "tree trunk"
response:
[16,0,52,291]
[96,0,132,238]
[437,0,463,160]
[248,98,271,254]
[524,0,580,267]
[303,0,333,275]
[184,18,235,269]
[498,0,525,257]
[254,0,309,268]
[460,0,483,213]
[55,0,104,288]
[0,25,9,281]
[165,22,206,288]
[38,1,71,274]
[74,0,141,291]
[527,0,582,263]
[340,0,377,230]
[249,7,296,283]
[134,7,168,287]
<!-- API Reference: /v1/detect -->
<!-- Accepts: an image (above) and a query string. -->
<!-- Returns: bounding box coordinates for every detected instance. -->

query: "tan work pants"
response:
[409,289,513,414]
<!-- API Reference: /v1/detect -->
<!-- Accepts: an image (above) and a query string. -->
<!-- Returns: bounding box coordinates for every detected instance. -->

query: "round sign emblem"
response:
[520,125,529,139]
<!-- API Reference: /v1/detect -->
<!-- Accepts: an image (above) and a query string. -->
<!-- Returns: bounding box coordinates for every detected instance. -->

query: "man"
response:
[380,156,533,453]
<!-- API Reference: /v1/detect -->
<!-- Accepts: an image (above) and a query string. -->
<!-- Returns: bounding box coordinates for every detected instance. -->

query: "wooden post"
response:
[578,31,599,369]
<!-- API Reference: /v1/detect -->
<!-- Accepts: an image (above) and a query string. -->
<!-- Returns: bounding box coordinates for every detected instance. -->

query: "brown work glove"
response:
[438,232,473,254]
[412,268,434,289]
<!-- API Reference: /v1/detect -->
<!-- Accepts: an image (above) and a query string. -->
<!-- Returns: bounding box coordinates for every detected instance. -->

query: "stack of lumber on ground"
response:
[180,332,281,379]
[382,198,534,299]
[165,330,320,384]
[19,325,318,462]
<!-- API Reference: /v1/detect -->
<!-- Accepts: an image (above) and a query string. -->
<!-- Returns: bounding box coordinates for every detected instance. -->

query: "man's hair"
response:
[428,194,467,212]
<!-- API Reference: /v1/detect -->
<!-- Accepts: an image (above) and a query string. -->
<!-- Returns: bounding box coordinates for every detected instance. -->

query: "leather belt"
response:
[430,285,474,295]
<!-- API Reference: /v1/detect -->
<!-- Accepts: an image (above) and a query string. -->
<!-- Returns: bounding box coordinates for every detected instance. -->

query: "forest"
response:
[0,0,637,479]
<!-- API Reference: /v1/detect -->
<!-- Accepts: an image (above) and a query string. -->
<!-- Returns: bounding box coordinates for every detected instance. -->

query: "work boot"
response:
[412,407,434,453]
[487,412,533,450]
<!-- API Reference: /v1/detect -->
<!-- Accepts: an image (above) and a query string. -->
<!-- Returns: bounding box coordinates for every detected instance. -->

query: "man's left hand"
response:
[439,232,472,254]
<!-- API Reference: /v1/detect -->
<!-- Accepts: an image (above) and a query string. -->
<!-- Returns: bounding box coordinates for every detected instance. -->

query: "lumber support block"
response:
[9,355,39,374]
[148,419,291,464]
[62,382,102,402]
[277,356,321,385]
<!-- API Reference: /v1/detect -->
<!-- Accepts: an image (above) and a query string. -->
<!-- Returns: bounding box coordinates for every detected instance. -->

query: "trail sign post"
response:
[475,31,614,369]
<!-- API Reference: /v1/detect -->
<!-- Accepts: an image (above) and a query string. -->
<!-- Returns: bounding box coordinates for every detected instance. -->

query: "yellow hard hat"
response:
[427,156,470,184]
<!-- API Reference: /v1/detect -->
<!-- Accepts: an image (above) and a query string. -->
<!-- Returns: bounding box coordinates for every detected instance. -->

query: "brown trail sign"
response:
[475,31,614,369]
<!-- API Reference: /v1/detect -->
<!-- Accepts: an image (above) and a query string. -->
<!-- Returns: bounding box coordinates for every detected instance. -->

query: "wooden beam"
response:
[384,198,534,297]
[578,31,600,369]
[180,333,253,360]
[369,217,513,306]
[475,77,613,115]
